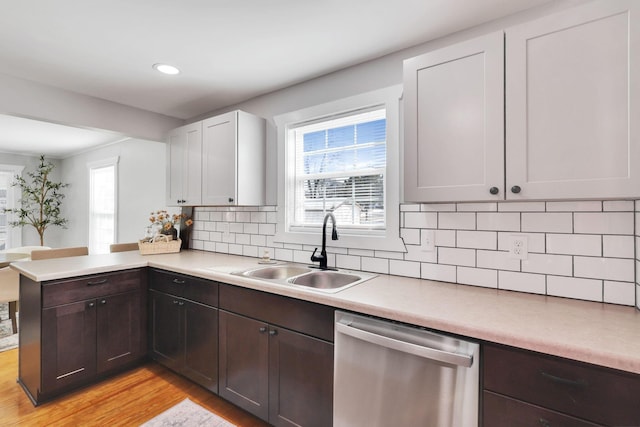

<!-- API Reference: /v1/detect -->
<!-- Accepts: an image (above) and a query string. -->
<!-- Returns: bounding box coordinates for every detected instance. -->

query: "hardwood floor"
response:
[0,348,270,426]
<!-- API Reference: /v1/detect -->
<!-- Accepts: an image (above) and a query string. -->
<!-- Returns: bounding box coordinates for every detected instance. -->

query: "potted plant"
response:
[148,210,193,240]
[3,155,69,246]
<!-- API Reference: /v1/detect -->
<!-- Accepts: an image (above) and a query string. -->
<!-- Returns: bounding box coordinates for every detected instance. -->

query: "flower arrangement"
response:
[149,210,193,234]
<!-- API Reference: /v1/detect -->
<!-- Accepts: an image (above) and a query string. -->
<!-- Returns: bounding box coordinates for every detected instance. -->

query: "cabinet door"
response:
[268,326,334,427]
[219,310,269,420]
[166,122,202,206]
[183,300,219,393]
[404,31,504,202]
[96,291,144,374]
[42,300,97,394]
[506,0,640,199]
[202,111,237,205]
[149,290,183,370]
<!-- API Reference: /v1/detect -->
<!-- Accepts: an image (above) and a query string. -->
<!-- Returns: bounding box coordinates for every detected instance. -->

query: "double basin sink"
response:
[232,264,375,293]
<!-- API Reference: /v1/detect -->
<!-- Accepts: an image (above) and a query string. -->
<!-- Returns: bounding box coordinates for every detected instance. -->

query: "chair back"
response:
[109,242,139,253]
[31,246,89,260]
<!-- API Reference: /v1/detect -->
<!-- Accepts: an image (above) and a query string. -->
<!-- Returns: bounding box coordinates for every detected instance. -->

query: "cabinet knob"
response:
[269,329,278,336]
[489,187,499,195]
[259,327,267,333]
[100,299,106,305]
[173,300,179,305]
[511,185,522,194]
[178,301,184,306]
[88,302,95,308]
[228,197,234,203]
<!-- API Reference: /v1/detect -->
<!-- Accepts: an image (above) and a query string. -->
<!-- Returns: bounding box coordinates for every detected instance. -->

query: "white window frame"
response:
[0,164,25,249]
[274,85,405,252]
[88,157,119,254]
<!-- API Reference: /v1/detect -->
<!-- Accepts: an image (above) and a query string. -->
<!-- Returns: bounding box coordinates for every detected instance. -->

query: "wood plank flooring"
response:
[0,348,270,426]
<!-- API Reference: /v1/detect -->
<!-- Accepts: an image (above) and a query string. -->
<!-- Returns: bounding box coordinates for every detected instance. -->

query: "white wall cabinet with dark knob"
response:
[404,0,640,202]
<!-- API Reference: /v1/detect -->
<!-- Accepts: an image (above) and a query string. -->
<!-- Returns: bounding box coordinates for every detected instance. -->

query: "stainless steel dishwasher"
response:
[334,311,479,427]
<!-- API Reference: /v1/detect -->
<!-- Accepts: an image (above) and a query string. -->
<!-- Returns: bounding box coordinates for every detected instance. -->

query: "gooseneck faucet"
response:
[310,212,339,270]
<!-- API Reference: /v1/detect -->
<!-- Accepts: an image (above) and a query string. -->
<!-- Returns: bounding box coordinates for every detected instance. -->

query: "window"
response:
[290,107,386,232]
[0,165,25,250]
[275,85,405,252]
[88,157,118,254]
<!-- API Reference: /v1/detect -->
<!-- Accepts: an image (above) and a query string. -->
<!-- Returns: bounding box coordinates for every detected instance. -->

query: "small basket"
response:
[138,234,181,255]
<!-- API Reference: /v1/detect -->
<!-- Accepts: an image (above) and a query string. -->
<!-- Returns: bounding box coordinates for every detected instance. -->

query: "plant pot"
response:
[161,227,178,241]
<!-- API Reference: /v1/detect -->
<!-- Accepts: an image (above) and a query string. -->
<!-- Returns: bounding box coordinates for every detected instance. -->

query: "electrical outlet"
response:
[509,234,528,260]
[421,230,435,252]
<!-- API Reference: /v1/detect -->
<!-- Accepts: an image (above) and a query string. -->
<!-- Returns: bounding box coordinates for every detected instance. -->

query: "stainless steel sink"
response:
[239,265,312,280]
[289,271,362,290]
[232,264,375,293]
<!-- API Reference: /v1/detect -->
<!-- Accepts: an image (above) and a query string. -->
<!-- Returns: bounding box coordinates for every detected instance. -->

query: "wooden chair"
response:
[109,242,139,253]
[0,267,20,334]
[31,246,89,260]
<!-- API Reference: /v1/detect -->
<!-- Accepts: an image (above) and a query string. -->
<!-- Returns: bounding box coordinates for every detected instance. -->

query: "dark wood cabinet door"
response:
[269,327,334,427]
[42,300,97,394]
[219,310,269,420]
[183,300,218,393]
[96,291,145,374]
[149,290,183,370]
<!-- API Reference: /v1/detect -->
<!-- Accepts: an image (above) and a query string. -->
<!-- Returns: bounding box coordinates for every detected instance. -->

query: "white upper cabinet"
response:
[202,111,266,205]
[404,32,504,202]
[506,0,639,200]
[166,121,202,206]
[404,0,639,202]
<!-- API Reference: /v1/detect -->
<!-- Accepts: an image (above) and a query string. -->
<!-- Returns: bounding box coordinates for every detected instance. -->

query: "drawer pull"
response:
[172,278,186,284]
[540,371,588,388]
[87,279,108,286]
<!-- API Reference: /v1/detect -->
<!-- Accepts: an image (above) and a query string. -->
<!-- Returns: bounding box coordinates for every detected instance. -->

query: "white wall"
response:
[58,139,167,248]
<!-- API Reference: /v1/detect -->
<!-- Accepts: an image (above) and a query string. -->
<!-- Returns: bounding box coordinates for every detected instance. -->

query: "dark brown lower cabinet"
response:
[219,309,334,427]
[148,269,219,393]
[483,343,640,427]
[19,269,147,404]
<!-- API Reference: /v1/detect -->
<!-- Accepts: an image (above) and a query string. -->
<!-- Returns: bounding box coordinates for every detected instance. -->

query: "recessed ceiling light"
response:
[153,63,180,75]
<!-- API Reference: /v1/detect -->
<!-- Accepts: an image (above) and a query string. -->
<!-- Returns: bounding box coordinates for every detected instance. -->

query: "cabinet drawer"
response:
[483,344,640,426]
[149,269,218,307]
[219,284,334,342]
[483,391,603,427]
[43,269,143,308]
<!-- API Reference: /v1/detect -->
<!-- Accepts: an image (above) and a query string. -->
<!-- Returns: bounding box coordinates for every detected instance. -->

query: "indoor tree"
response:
[4,155,69,246]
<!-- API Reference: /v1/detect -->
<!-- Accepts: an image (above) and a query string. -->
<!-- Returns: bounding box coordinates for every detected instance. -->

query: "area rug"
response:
[141,398,236,427]
[0,302,18,352]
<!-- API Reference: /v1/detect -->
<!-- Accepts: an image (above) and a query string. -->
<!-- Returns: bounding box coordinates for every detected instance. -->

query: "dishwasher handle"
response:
[336,321,474,368]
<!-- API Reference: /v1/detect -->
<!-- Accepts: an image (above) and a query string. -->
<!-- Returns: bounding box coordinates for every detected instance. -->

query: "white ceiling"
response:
[0,0,551,157]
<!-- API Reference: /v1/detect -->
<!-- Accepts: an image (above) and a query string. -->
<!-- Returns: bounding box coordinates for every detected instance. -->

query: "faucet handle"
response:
[310,247,322,262]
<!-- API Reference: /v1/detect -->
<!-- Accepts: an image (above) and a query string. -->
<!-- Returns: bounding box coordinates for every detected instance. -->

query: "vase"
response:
[161,227,178,240]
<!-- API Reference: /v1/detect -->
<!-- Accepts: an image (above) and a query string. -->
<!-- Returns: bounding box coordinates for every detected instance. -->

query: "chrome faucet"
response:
[310,212,339,270]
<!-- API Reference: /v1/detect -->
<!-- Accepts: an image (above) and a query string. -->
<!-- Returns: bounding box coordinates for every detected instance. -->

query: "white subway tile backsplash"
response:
[435,230,456,247]
[404,212,437,228]
[547,276,602,302]
[228,244,243,255]
[229,222,244,233]
[603,200,634,211]
[390,260,421,278]
[439,212,475,230]
[456,231,497,250]
[274,248,294,262]
[250,234,266,246]
[400,228,420,245]
[603,281,635,305]
[362,257,389,274]
[404,244,437,263]
[522,213,572,233]
[546,234,601,256]
[602,235,634,258]
[420,203,456,212]
[348,248,375,257]
[546,201,602,212]
[574,212,634,235]
[375,250,404,260]
[498,202,545,212]
[400,204,420,212]
[574,257,635,282]
[477,250,520,271]
[236,212,251,222]
[498,271,546,295]
[336,254,361,270]
[421,263,456,282]
[438,247,475,267]
[457,203,497,212]
[477,213,520,231]
[243,245,259,257]
[235,233,251,245]
[259,223,276,235]
[522,253,572,276]
[457,267,497,288]
[251,211,267,223]
[498,232,545,253]
[266,211,278,223]
[215,242,229,253]
[244,223,259,234]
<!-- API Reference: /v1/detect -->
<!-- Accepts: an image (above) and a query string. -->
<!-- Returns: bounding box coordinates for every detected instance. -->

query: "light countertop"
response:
[11,249,640,375]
